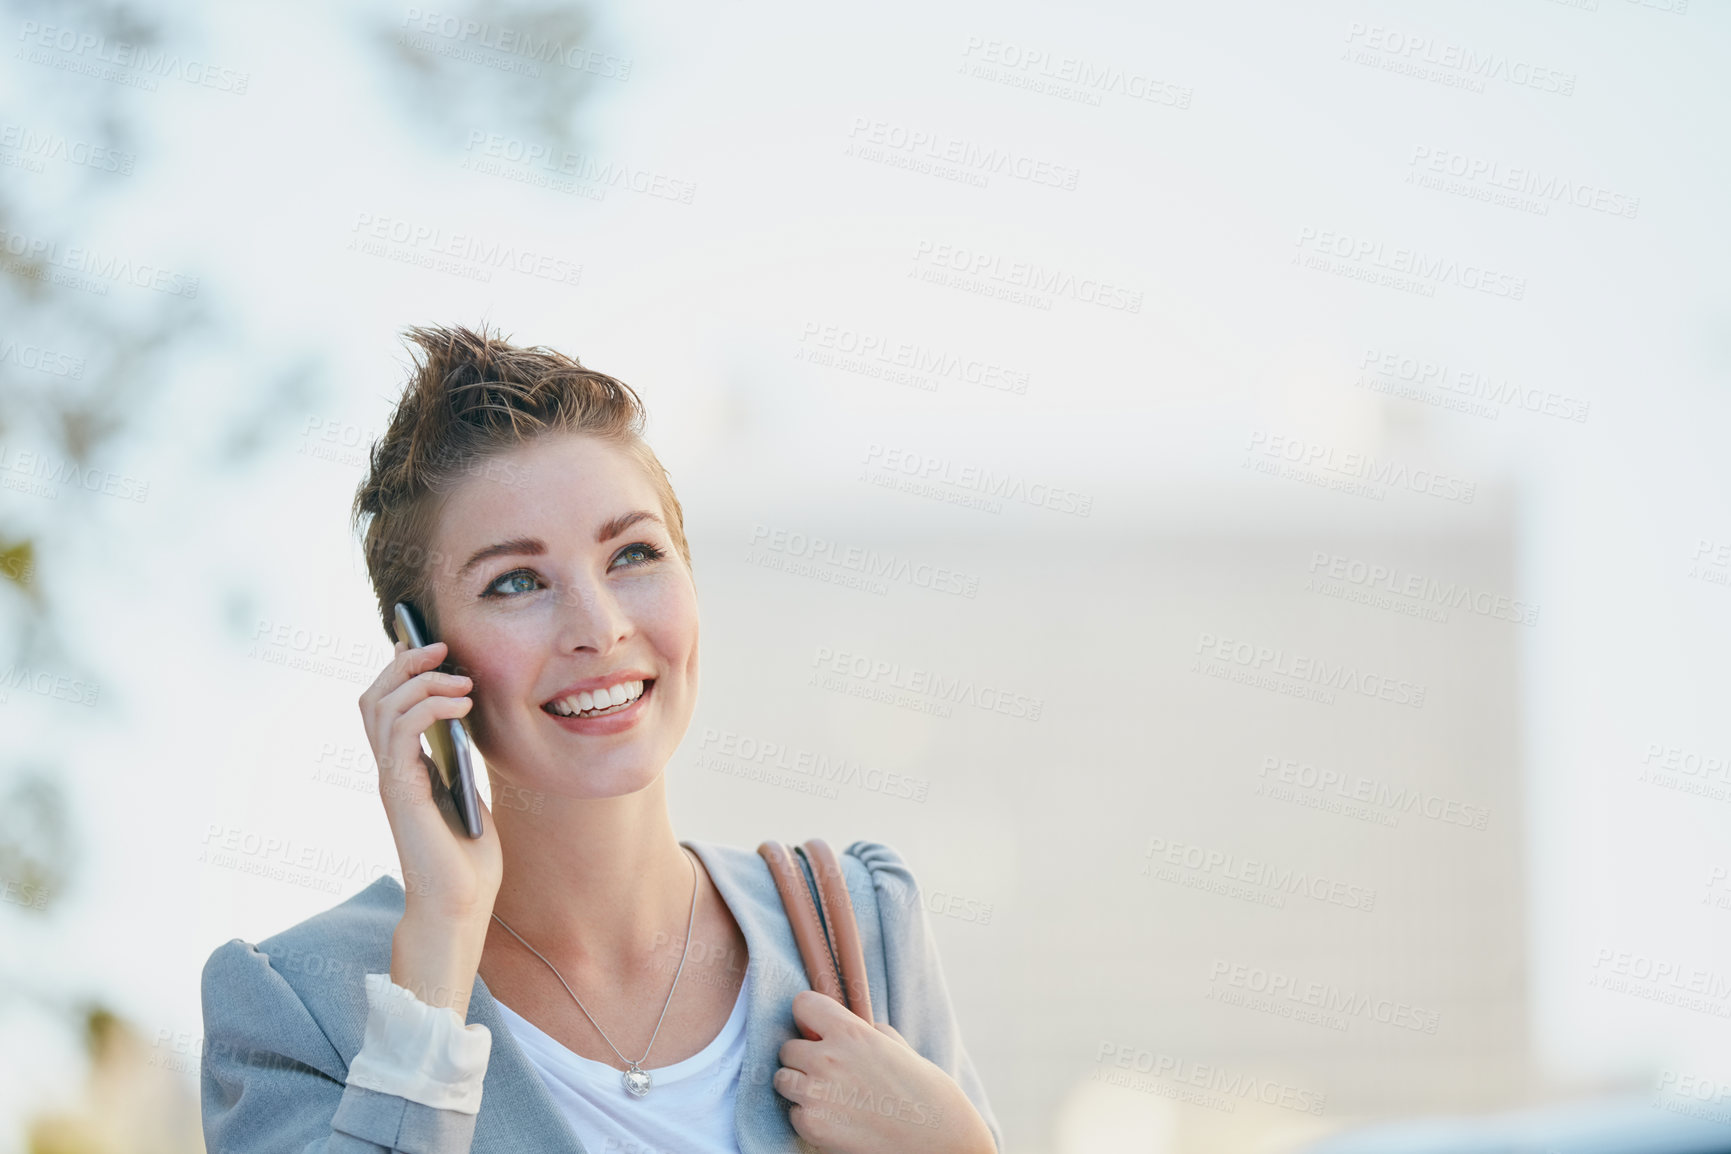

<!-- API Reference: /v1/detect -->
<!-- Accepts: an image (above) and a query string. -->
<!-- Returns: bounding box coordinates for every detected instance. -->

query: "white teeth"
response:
[546,680,645,718]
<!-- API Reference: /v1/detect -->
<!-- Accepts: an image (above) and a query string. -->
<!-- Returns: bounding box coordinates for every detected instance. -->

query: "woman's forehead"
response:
[435,436,661,548]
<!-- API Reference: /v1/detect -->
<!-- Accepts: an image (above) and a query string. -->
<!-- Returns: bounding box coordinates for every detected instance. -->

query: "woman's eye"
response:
[613,542,666,569]
[483,548,663,595]
[485,569,541,596]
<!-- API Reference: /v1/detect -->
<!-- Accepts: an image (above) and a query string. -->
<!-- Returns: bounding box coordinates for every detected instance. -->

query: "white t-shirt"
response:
[492,966,750,1154]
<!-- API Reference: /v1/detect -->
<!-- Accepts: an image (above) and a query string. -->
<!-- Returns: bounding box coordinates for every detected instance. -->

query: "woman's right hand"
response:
[359,639,503,1018]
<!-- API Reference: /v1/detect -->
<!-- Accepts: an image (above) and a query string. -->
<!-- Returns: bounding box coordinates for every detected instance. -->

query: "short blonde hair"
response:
[350,323,691,640]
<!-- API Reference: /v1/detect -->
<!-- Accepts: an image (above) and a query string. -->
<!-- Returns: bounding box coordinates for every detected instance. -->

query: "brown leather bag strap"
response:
[798,839,874,1023]
[756,840,844,1004]
[757,838,874,1021]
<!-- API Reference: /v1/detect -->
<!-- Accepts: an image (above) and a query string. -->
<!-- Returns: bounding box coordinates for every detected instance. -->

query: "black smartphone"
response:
[392,601,484,839]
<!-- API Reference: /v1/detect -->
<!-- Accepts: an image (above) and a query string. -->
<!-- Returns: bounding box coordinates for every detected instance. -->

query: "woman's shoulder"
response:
[199,877,412,1101]
[842,840,1003,1153]
[684,836,916,913]
[201,875,404,1009]
[837,840,939,953]
[840,839,916,896]
[715,837,1003,1152]
[682,836,930,968]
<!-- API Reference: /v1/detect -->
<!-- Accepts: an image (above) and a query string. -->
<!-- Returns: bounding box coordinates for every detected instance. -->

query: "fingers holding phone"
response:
[368,637,469,808]
[358,636,501,923]
[389,602,485,839]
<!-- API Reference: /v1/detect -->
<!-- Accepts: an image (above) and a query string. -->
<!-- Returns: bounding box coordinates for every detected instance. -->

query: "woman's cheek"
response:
[462,653,524,750]
[463,682,498,751]
[641,573,700,651]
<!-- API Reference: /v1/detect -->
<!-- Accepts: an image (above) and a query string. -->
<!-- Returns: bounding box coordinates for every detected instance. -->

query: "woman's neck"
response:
[485,773,697,976]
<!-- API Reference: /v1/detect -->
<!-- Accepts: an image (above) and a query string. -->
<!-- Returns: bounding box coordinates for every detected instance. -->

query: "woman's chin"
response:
[498,759,668,806]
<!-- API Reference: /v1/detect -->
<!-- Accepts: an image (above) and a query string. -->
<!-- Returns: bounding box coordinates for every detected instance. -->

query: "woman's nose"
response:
[552,577,629,653]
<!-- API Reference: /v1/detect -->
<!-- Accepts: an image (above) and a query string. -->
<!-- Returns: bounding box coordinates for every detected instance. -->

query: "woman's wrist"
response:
[348,972,493,1113]
[390,908,490,1019]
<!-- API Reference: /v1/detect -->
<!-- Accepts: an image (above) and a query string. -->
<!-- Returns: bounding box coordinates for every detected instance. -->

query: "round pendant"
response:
[623,1065,652,1097]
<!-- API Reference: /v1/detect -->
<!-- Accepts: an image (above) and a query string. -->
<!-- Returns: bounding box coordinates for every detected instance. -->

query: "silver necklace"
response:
[490,846,699,1098]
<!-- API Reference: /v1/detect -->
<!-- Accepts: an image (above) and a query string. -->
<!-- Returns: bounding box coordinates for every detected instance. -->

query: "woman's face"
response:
[423,432,698,800]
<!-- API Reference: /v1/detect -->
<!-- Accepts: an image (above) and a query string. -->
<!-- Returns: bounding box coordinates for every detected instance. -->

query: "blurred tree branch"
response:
[2,1,608,1146]
[367,0,606,154]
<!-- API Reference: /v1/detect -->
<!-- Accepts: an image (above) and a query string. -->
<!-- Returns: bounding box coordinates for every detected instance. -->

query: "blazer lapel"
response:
[468,973,591,1153]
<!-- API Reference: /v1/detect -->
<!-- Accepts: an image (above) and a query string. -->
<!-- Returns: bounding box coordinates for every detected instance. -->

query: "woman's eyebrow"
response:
[597,509,665,542]
[456,537,543,579]
[454,512,664,580]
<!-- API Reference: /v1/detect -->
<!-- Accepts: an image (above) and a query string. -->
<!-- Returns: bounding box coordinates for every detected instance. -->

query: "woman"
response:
[199,324,1003,1154]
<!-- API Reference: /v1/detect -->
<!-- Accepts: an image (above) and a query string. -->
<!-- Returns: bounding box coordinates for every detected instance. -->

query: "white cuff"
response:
[345,972,492,1114]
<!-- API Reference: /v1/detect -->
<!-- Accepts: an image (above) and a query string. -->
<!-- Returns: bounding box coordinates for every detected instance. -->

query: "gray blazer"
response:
[200,839,1003,1153]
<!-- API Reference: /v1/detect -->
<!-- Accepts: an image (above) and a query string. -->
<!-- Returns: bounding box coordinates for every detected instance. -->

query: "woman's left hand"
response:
[774,990,995,1154]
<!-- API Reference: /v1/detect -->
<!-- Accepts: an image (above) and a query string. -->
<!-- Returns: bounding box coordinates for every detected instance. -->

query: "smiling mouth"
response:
[542,679,653,719]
